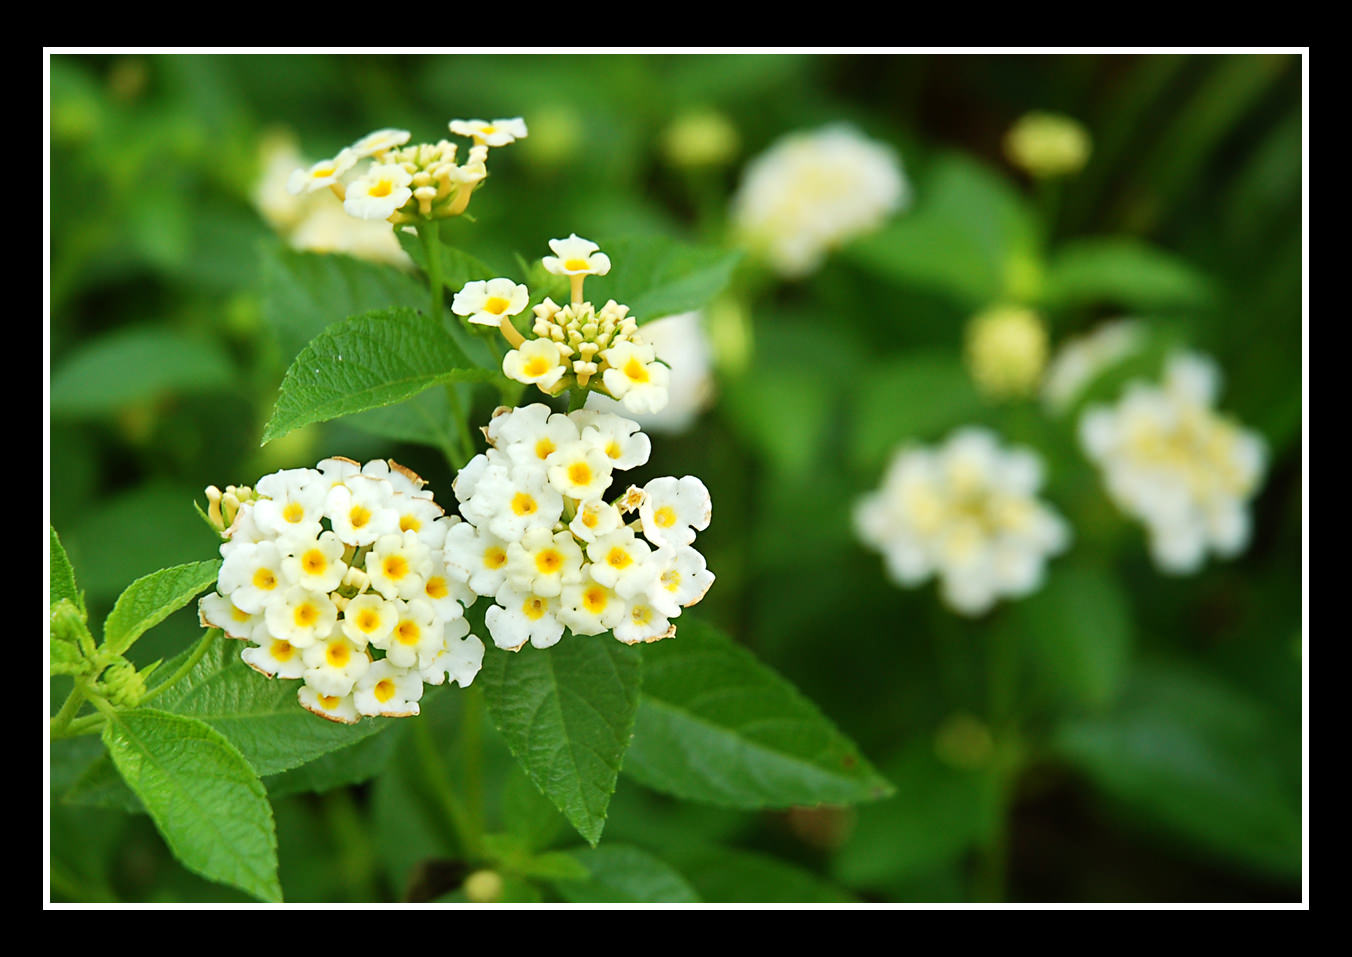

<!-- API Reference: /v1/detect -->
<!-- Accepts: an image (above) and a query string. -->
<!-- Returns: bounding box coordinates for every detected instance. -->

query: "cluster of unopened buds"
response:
[286,118,527,224]
[447,404,715,650]
[452,235,672,414]
[199,459,483,724]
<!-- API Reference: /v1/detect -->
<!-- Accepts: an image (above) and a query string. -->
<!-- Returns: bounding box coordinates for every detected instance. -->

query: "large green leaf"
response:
[552,844,701,903]
[623,618,893,808]
[1009,564,1133,710]
[152,636,393,777]
[1053,659,1301,878]
[850,350,987,467]
[1042,237,1217,313]
[102,708,281,902]
[264,724,405,799]
[261,307,496,444]
[586,235,742,321]
[50,326,235,418]
[49,526,85,617]
[479,638,642,847]
[102,560,222,656]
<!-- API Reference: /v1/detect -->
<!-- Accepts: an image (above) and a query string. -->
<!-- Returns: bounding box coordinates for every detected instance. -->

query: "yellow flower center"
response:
[511,492,538,516]
[293,603,319,628]
[485,546,508,569]
[522,596,548,621]
[564,258,591,271]
[654,506,677,528]
[426,577,448,600]
[396,621,420,645]
[283,502,306,524]
[302,549,327,575]
[605,440,622,460]
[318,694,340,710]
[400,514,421,533]
[252,568,277,590]
[374,678,397,703]
[607,547,632,570]
[231,606,251,623]
[356,608,381,633]
[270,639,295,662]
[582,509,599,529]
[370,179,393,198]
[535,438,556,460]
[349,505,371,529]
[485,296,511,315]
[623,357,650,383]
[383,555,409,580]
[535,549,563,574]
[568,462,593,487]
[583,586,608,613]
[631,605,652,625]
[524,356,552,378]
[326,641,351,668]
[661,569,682,592]
[481,125,497,135]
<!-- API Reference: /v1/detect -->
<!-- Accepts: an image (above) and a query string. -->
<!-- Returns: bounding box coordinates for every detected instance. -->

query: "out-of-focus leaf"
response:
[850,350,986,467]
[1042,237,1216,313]
[51,326,235,418]
[552,844,702,903]
[672,845,855,903]
[623,618,893,808]
[261,308,496,444]
[479,639,642,846]
[1053,659,1301,878]
[396,230,498,296]
[586,235,742,322]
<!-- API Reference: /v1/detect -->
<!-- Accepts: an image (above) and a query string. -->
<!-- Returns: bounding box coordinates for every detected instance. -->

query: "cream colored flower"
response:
[449,117,529,147]
[453,278,531,326]
[542,234,611,277]
[343,164,413,221]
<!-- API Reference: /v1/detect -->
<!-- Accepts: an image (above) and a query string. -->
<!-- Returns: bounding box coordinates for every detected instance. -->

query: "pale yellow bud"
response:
[965,306,1049,399]
[1003,112,1091,178]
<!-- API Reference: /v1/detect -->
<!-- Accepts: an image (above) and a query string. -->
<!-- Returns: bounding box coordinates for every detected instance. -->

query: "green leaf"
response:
[49,526,85,617]
[261,307,495,445]
[262,247,426,361]
[341,386,464,459]
[264,724,404,799]
[832,740,999,886]
[850,351,987,468]
[479,638,642,847]
[552,844,702,903]
[672,845,855,903]
[152,636,393,777]
[1042,237,1216,313]
[623,617,893,808]
[1009,564,1133,710]
[50,326,235,418]
[501,765,567,853]
[586,235,742,321]
[102,560,222,656]
[102,708,281,902]
[1053,659,1301,878]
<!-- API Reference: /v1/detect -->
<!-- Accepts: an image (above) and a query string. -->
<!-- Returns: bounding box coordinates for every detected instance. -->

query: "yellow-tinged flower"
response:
[449,117,528,147]
[1004,112,1091,178]
[964,305,1049,399]
[542,234,611,277]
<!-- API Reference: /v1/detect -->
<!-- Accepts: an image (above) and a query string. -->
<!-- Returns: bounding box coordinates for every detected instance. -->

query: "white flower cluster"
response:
[731,124,909,278]
[1041,319,1145,414]
[468,236,673,415]
[854,429,1070,616]
[198,458,483,724]
[446,404,715,650]
[1079,352,1266,574]
[286,118,526,225]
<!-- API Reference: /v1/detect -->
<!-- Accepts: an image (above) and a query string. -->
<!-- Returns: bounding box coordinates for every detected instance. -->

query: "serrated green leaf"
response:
[553,844,702,903]
[264,723,404,799]
[153,636,393,777]
[623,618,893,808]
[102,560,222,656]
[262,307,496,445]
[49,526,85,617]
[1010,564,1133,710]
[50,326,236,418]
[479,638,642,847]
[102,708,281,902]
[585,235,742,321]
[850,351,987,468]
[1042,237,1216,313]
[1053,659,1301,878]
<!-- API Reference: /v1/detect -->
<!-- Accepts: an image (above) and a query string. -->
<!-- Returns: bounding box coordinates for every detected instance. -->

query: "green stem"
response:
[142,629,220,705]
[420,220,445,319]
[55,712,106,738]
[412,715,482,860]
[442,383,475,469]
[975,628,1020,903]
[50,684,88,736]
[568,388,588,413]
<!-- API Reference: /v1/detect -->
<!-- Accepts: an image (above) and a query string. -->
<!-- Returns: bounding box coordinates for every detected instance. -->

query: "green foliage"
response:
[50,327,235,418]
[1042,237,1217,313]
[623,618,894,808]
[261,308,497,444]
[672,845,856,903]
[586,235,743,321]
[850,351,987,467]
[102,708,281,902]
[553,844,702,903]
[49,526,85,617]
[479,639,642,847]
[102,560,221,656]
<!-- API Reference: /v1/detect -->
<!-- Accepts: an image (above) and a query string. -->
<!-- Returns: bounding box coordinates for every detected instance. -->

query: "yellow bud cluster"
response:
[530,298,644,390]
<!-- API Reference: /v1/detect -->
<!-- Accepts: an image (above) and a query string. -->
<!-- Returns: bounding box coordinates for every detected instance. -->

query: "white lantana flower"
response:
[731,124,908,278]
[453,278,531,327]
[201,457,483,723]
[1042,320,1145,414]
[1078,351,1266,574]
[287,149,358,195]
[505,528,585,598]
[485,587,566,651]
[449,117,529,147]
[343,164,413,221]
[542,234,612,277]
[503,339,568,391]
[638,475,712,549]
[855,429,1070,616]
[600,341,670,415]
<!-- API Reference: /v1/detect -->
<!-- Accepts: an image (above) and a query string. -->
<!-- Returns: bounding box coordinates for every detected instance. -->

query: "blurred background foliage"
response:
[48,52,1303,903]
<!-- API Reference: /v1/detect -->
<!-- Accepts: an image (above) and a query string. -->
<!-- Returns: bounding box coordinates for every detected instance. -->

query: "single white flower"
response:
[545,440,615,501]
[339,593,397,649]
[298,685,361,724]
[453,278,531,326]
[449,117,528,147]
[287,149,358,195]
[253,468,326,541]
[586,528,656,600]
[280,530,348,594]
[558,579,627,636]
[420,626,484,688]
[198,591,267,643]
[503,339,568,391]
[612,598,674,645]
[379,599,445,670]
[353,659,424,718]
[264,587,339,648]
[365,530,433,601]
[569,498,624,544]
[486,587,565,651]
[443,521,512,598]
[646,544,716,618]
[348,128,411,159]
[572,410,652,470]
[542,234,611,277]
[301,632,371,697]
[241,636,308,680]
[343,163,413,221]
[218,540,287,614]
[505,527,585,598]
[638,475,712,549]
[600,341,670,414]
[420,556,473,622]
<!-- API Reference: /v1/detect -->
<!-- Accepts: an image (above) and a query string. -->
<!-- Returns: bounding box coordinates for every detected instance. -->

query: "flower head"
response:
[542,234,612,277]
[449,117,529,148]
[453,278,531,327]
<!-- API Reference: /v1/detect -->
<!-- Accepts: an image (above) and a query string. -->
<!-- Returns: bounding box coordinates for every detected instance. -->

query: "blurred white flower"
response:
[1042,319,1145,414]
[855,428,1070,616]
[1079,351,1267,574]
[731,124,908,278]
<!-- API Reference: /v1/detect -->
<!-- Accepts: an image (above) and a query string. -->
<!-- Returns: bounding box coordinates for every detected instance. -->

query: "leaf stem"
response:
[142,629,220,705]
[412,714,483,860]
[420,219,445,319]
[50,683,88,736]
